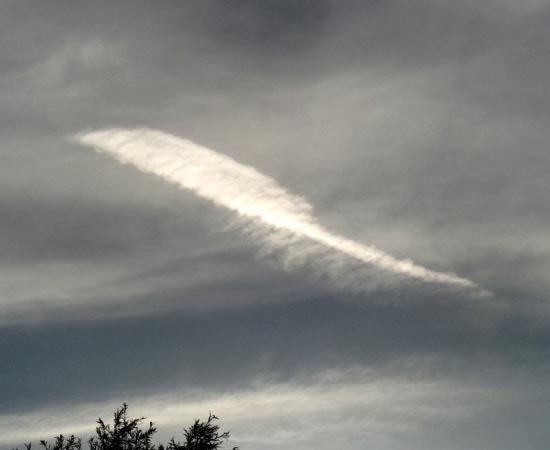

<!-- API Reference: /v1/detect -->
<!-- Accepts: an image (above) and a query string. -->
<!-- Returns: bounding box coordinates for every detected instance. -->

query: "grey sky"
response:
[1,1,550,449]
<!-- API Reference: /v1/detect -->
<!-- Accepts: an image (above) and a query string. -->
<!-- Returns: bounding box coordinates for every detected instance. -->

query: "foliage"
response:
[41,435,82,450]
[88,404,156,450]
[14,404,238,450]
[160,413,237,450]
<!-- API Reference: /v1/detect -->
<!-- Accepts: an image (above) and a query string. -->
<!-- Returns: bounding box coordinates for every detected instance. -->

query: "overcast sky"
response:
[1,1,550,449]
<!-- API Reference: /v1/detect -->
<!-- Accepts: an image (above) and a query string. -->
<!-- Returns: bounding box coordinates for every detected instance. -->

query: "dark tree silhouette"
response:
[161,413,237,450]
[41,435,82,450]
[88,404,156,450]
[14,405,238,450]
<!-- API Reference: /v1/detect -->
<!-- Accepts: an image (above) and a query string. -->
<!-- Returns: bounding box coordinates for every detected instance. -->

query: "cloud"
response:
[0,365,496,450]
[4,357,549,450]
[73,128,490,298]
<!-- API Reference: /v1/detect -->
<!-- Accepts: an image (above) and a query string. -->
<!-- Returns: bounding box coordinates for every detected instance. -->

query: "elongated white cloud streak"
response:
[73,128,489,296]
[0,366,494,447]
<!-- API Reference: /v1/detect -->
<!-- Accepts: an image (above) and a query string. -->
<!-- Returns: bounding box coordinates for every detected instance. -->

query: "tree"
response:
[88,403,156,450]
[161,413,237,450]
[14,405,238,450]
[40,435,82,450]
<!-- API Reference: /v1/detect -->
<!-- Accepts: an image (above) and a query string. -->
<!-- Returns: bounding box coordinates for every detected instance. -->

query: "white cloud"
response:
[73,128,490,298]
[0,365,497,449]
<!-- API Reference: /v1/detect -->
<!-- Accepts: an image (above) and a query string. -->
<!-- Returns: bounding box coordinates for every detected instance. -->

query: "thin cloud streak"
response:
[0,366,492,449]
[73,128,490,297]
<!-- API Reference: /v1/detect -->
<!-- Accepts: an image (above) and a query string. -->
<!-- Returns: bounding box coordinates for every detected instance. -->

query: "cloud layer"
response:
[2,1,550,449]
[0,365,505,450]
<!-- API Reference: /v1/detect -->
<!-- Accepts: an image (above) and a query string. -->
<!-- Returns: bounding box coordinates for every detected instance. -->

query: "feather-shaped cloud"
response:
[73,128,490,298]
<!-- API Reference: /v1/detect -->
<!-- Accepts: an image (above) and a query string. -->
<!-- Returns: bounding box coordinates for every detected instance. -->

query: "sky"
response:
[1,1,550,449]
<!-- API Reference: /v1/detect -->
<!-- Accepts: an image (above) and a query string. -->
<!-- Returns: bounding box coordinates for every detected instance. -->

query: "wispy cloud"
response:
[73,128,490,297]
[0,366,493,449]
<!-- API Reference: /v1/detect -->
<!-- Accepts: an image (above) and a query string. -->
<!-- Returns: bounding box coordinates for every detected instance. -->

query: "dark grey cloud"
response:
[1,0,550,449]
[2,297,549,412]
[187,0,332,53]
